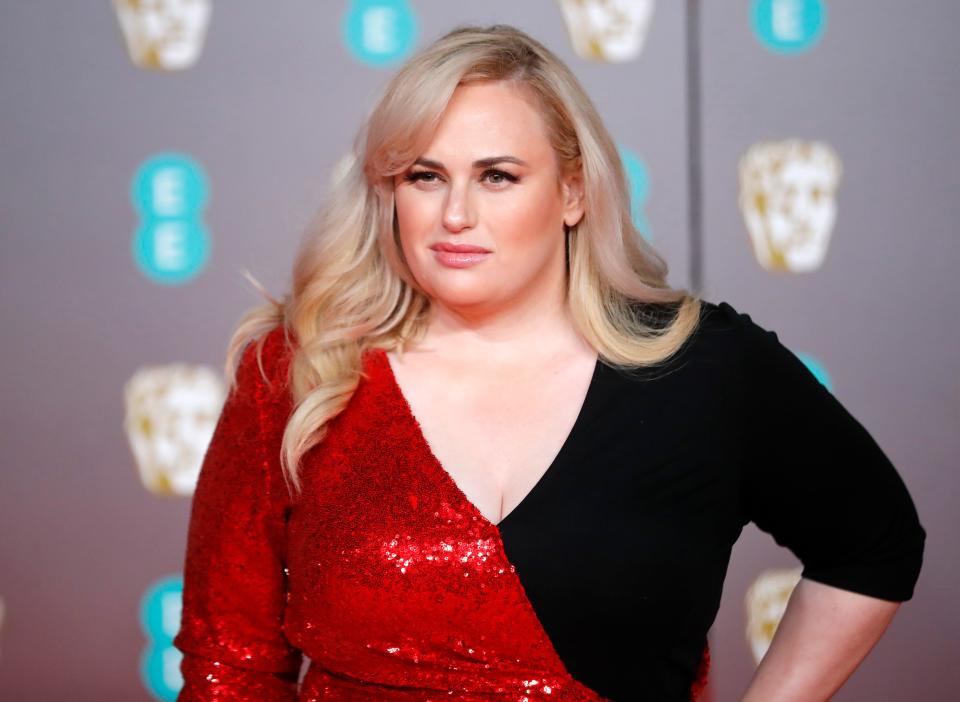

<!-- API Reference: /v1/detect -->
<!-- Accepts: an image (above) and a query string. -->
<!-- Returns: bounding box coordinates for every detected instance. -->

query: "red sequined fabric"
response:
[174,328,710,701]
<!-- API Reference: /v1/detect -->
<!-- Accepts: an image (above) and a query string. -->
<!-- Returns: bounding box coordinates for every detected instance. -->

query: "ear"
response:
[561,171,586,228]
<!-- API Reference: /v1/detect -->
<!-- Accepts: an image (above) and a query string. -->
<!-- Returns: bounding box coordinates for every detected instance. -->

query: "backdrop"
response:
[0,1,956,700]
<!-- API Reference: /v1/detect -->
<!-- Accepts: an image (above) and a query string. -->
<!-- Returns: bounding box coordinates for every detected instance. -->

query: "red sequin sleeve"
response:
[173,331,303,700]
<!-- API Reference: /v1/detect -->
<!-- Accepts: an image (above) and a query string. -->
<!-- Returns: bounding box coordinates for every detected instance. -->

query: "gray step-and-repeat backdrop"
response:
[1,2,956,700]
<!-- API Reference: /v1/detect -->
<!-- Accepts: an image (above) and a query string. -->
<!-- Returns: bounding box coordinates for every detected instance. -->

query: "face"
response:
[393,81,584,317]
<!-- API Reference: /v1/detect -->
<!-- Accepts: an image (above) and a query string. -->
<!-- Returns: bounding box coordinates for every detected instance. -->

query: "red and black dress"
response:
[173,300,925,701]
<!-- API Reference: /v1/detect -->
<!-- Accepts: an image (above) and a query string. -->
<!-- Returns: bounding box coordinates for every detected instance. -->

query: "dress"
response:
[173,300,926,701]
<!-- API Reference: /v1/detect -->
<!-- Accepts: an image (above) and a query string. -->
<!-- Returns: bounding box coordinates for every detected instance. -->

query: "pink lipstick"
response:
[429,242,492,269]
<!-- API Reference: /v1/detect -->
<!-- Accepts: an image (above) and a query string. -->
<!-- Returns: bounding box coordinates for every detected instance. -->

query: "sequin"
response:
[174,328,710,700]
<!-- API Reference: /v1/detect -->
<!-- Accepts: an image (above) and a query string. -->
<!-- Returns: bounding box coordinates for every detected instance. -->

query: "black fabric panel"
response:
[499,299,925,701]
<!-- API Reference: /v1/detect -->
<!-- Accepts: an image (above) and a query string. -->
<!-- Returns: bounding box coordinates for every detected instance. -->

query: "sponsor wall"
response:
[0,1,956,699]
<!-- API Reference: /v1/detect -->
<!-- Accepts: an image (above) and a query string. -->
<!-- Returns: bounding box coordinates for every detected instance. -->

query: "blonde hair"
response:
[227,24,703,496]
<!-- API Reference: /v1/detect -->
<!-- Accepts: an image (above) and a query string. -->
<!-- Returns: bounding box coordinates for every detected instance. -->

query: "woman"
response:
[173,24,925,702]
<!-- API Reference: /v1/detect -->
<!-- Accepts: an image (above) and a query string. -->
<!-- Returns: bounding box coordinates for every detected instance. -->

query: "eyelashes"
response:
[403,169,520,186]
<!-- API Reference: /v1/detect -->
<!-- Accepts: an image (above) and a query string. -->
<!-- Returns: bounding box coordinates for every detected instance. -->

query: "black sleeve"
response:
[722,301,926,602]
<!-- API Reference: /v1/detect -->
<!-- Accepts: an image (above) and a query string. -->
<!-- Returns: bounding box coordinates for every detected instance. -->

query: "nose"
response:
[441,180,474,233]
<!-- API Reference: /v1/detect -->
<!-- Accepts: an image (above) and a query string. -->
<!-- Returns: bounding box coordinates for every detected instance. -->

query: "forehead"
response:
[424,81,554,161]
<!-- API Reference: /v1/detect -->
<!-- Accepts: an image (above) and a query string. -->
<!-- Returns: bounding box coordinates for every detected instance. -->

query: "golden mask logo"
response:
[739,139,842,273]
[113,0,212,71]
[744,566,802,664]
[558,0,655,63]
[124,364,225,496]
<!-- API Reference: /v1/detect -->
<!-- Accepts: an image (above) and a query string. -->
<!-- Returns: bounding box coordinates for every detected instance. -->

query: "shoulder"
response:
[640,298,757,361]
[597,298,751,384]
[234,325,297,399]
[689,298,783,356]
[696,301,829,403]
[628,297,750,337]
[632,298,793,377]
[695,299,753,334]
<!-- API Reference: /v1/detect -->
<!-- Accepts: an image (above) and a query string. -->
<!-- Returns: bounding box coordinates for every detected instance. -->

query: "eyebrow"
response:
[412,156,529,170]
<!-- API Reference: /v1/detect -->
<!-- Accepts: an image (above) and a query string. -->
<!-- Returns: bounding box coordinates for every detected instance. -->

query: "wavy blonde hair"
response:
[226,24,703,496]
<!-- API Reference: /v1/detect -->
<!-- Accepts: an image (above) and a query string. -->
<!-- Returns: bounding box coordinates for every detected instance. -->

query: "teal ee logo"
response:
[343,0,418,67]
[139,574,184,701]
[795,351,833,393]
[131,153,210,285]
[618,146,652,242]
[751,0,826,54]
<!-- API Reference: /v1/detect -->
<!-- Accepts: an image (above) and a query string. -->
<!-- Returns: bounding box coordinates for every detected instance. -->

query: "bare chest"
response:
[384,350,598,526]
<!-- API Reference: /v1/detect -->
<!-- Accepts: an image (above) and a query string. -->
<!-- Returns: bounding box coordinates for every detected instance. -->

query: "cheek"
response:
[393,197,442,296]
[489,196,563,273]
[394,192,435,250]
[491,187,565,254]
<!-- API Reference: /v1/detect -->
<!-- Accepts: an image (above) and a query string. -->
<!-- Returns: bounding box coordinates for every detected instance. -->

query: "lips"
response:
[430,244,492,269]
[429,243,491,253]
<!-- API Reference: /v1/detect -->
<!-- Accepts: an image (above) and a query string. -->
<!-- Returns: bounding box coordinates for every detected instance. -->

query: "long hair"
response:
[226,24,703,496]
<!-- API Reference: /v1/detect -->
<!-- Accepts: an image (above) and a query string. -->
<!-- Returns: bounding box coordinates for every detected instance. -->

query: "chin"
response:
[428,288,490,308]
[421,280,496,309]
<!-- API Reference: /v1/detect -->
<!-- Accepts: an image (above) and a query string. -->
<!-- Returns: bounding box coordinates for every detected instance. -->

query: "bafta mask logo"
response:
[113,0,212,71]
[124,363,226,497]
[745,566,802,664]
[558,0,656,63]
[342,0,418,67]
[139,574,185,698]
[131,153,210,285]
[739,139,842,273]
[751,0,827,54]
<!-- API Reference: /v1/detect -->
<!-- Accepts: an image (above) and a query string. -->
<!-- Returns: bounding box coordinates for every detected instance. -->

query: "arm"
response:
[720,302,926,701]
[740,578,899,702]
[173,330,303,701]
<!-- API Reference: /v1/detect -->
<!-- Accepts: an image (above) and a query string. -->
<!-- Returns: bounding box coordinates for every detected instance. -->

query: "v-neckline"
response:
[376,347,602,531]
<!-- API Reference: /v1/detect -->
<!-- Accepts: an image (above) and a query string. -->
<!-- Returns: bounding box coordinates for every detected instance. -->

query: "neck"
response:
[418,275,587,366]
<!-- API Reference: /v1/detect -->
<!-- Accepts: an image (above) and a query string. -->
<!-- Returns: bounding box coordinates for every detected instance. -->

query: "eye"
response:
[402,168,520,187]
[404,170,439,184]
[482,169,519,186]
